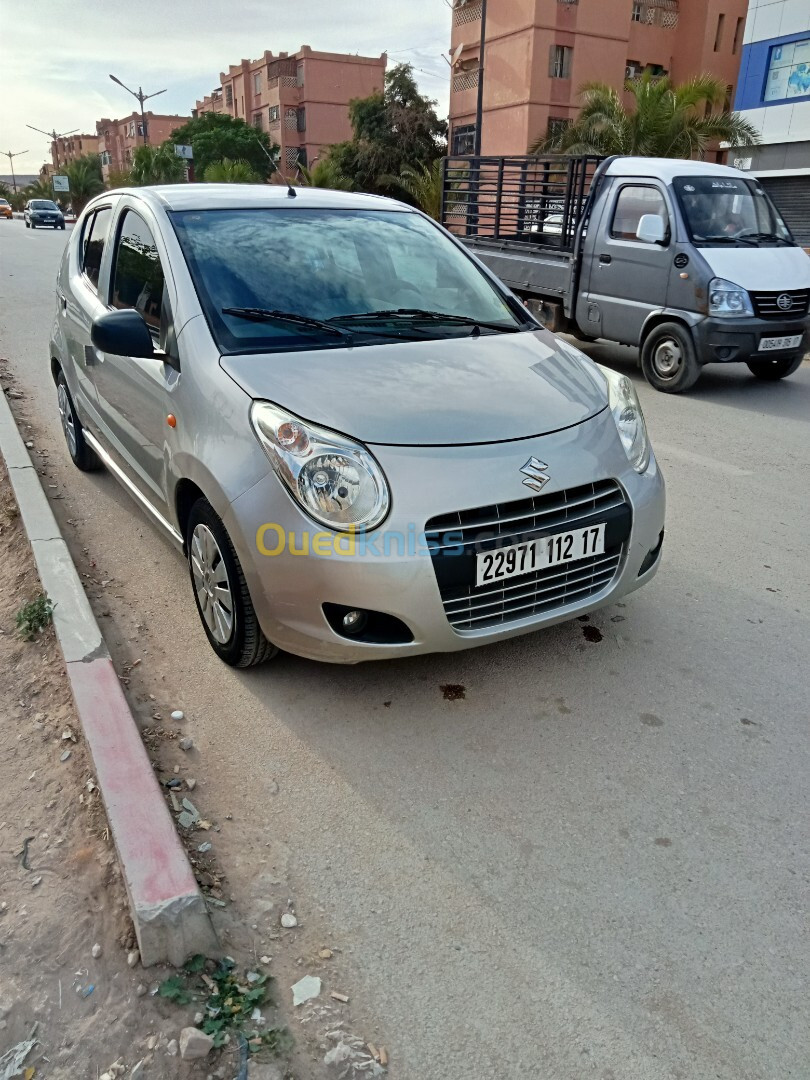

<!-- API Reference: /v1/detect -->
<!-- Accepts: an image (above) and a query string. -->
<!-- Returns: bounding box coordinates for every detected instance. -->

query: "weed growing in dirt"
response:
[159,955,292,1057]
[16,595,54,640]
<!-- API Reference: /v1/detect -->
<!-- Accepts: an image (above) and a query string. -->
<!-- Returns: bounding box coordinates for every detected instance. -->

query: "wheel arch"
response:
[640,309,702,353]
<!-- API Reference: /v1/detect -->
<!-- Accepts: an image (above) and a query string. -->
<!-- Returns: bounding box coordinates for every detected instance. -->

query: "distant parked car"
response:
[0,198,12,219]
[25,199,65,230]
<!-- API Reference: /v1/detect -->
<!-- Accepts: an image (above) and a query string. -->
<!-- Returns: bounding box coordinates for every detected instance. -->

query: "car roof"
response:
[606,157,753,183]
[90,184,410,214]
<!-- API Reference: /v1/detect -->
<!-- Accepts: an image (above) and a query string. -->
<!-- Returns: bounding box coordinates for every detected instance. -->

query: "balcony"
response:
[452,0,482,26]
[631,0,679,29]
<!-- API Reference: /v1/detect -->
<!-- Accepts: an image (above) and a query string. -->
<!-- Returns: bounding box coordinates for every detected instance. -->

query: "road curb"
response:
[0,387,218,967]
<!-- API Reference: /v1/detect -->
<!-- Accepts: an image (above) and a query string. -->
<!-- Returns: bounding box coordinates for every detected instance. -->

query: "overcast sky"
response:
[1,0,452,176]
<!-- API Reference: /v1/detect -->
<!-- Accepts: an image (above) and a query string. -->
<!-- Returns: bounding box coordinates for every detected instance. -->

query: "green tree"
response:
[22,178,54,201]
[531,73,760,158]
[0,181,11,201]
[130,143,187,186]
[106,169,132,190]
[202,158,261,183]
[296,158,354,191]
[64,153,104,215]
[326,63,447,195]
[171,113,277,180]
[378,160,445,219]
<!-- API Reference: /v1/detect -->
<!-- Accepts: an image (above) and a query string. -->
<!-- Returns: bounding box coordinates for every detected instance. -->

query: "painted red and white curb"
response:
[0,388,217,966]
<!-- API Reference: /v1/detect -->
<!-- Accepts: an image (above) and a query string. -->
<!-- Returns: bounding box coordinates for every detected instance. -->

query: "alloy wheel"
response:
[190,523,235,644]
[57,382,77,457]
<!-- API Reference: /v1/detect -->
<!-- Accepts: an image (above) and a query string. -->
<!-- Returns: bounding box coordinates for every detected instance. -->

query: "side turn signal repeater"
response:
[167,414,177,428]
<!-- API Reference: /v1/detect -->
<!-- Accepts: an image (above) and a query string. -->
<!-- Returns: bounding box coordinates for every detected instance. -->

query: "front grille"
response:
[425,479,631,631]
[750,290,809,319]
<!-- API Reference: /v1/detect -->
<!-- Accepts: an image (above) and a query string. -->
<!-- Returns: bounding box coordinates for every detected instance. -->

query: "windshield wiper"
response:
[222,307,353,340]
[330,308,521,333]
[692,234,757,247]
[737,231,794,247]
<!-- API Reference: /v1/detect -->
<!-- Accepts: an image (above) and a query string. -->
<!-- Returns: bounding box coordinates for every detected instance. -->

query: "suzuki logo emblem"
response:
[776,293,793,311]
[520,457,550,492]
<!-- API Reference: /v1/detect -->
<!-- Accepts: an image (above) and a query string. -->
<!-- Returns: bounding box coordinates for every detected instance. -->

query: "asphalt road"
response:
[1,219,808,1080]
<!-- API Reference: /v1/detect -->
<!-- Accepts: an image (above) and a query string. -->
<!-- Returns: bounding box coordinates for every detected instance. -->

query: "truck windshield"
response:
[170,207,527,354]
[673,176,794,246]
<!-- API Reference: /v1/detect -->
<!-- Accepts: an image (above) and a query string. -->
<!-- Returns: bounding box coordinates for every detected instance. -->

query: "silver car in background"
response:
[50,185,665,666]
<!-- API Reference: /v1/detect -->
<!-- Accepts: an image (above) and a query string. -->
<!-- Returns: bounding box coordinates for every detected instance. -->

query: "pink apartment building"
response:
[195,45,387,172]
[96,111,189,179]
[50,133,100,169]
[449,0,749,157]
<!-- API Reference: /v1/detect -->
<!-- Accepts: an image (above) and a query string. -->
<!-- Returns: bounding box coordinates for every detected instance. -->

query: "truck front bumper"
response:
[693,314,809,365]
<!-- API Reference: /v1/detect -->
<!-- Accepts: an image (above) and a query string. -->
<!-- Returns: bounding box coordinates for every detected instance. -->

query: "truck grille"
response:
[425,480,631,631]
[750,290,809,319]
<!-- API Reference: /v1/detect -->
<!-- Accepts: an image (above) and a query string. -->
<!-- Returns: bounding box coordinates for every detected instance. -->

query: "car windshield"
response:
[672,176,794,245]
[0,199,9,206]
[31,200,59,210]
[170,207,527,353]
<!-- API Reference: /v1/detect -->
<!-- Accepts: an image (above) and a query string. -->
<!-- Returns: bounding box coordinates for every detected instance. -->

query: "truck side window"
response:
[610,186,669,243]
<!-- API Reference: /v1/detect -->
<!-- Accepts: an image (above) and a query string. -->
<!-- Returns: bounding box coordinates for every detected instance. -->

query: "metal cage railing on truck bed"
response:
[441,155,604,252]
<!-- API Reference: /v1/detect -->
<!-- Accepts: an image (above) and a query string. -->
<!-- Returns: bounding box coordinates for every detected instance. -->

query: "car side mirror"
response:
[91,309,155,359]
[636,214,667,245]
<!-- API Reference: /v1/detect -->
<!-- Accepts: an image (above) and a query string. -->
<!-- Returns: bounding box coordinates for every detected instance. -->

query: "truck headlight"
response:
[250,402,390,531]
[598,366,650,473]
[709,278,753,318]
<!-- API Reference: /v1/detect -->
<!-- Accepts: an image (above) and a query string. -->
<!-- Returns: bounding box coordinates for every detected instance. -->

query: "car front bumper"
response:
[30,216,63,227]
[223,408,666,663]
[693,314,809,365]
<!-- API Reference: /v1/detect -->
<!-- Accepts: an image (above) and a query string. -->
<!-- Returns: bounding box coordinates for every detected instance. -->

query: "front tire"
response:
[746,354,803,381]
[25,221,30,229]
[186,498,276,668]
[56,371,101,471]
[641,322,701,393]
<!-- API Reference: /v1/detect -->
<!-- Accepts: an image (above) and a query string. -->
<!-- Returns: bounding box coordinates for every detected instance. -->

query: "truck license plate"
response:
[475,524,606,586]
[758,335,802,352]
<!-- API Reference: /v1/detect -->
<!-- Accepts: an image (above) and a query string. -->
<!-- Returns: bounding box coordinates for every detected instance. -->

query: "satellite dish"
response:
[451,43,464,66]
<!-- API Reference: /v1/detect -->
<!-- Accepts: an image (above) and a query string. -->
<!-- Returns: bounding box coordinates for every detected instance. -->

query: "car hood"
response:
[220,330,608,446]
[700,247,810,291]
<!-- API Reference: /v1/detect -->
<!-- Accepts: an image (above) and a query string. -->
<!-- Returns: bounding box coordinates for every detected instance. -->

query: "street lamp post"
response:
[473,0,488,156]
[109,75,167,145]
[2,150,27,193]
[25,125,79,170]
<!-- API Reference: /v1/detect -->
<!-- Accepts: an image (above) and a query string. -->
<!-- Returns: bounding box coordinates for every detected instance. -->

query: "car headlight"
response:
[598,365,651,473]
[709,278,753,318]
[250,401,390,531]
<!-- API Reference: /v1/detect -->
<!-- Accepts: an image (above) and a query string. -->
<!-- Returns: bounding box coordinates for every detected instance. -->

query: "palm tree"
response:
[22,179,55,201]
[530,73,760,159]
[64,155,104,216]
[379,160,443,219]
[202,158,260,183]
[106,169,132,190]
[130,143,186,186]
[296,158,354,191]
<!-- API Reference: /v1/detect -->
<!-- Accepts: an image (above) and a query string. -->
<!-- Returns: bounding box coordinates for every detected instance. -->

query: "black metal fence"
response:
[441,155,603,251]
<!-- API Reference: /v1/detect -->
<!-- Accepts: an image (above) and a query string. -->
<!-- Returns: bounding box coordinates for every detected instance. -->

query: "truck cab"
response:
[443,155,810,392]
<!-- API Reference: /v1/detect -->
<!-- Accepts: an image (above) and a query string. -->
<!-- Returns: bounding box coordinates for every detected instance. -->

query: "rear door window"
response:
[82,207,113,291]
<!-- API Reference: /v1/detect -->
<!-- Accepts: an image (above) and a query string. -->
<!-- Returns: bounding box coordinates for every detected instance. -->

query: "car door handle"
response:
[599,254,612,265]
[57,291,67,311]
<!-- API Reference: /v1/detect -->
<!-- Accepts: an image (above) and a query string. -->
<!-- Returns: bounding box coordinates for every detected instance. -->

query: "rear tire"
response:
[641,322,701,393]
[186,498,277,668]
[56,370,101,472]
[746,354,803,381]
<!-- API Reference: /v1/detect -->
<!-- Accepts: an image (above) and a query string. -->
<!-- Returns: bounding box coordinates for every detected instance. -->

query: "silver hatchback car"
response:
[50,184,665,666]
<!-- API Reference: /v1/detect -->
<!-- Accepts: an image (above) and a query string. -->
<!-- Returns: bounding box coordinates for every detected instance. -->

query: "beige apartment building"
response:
[195,45,386,172]
[448,0,750,157]
[50,133,100,169]
[96,111,189,179]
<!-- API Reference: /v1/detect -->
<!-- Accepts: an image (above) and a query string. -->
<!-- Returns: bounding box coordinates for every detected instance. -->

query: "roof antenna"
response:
[254,132,296,198]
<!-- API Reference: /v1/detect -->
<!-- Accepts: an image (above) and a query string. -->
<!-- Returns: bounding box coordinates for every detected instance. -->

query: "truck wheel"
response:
[641,322,701,393]
[186,498,277,668]
[746,354,803,381]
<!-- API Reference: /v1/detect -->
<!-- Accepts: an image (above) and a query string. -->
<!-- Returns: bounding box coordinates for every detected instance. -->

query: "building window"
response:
[296,62,304,87]
[253,71,262,94]
[732,16,744,55]
[451,123,476,155]
[224,84,233,107]
[137,121,146,137]
[547,117,572,142]
[253,112,264,130]
[269,105,280,122]
[764,38,810,102]
[631,2,642,21]
[297,107,306,132]
[549,45,572,79]
[713,13,725,52]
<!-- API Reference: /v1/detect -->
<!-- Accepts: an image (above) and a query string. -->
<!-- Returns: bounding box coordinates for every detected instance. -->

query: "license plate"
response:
[758,334,802,352]
[476,524,606,586]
